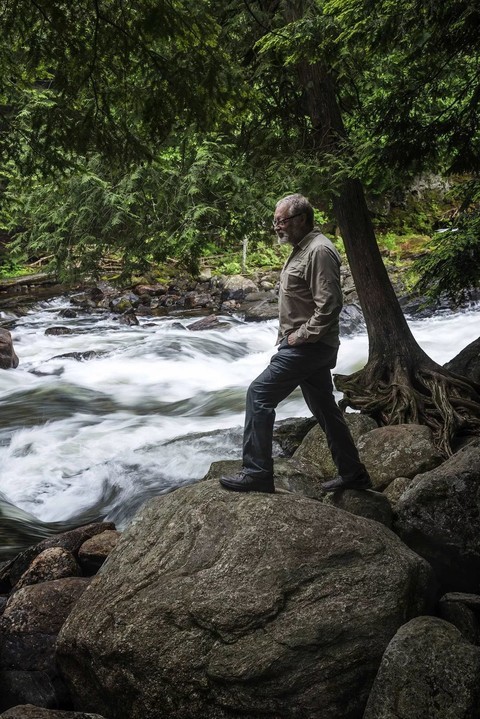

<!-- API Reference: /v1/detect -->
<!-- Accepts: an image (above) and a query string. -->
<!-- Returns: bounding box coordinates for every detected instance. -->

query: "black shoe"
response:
[219,472,275,494]
[321,473,373,492]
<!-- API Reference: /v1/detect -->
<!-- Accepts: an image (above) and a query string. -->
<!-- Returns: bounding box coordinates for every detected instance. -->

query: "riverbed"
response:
[1,297,479,532]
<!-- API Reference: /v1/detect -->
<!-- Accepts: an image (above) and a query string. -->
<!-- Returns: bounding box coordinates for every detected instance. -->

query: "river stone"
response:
[1,522,115,589]
[56,480,433,719]
[293,413,377,476]
[0,577,90,672]
[0,705,107,718]
[242,297,279,321]
[273,416,317,456]
[438,593,480,645]
[444,336,480,383]
[363,616,480,719]
[394,442,480,592]
[221,275,257,300]
[0,328,19,369]
[13,548,80,592]
[339,303,365,335]
[77,530,121,575]
[357,424,443,490]
[382,476,417,506]
[44,327,75,336]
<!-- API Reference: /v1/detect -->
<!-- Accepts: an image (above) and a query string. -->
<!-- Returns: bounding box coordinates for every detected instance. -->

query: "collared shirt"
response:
[278,229,342,347]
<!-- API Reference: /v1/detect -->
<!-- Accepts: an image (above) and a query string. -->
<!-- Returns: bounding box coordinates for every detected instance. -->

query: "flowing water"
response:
[1,296,479,557]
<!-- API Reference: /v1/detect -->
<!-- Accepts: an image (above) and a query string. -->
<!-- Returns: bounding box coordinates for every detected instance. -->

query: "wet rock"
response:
[293,413,377,477]
[184,292,213,309]
[0,577,90,672]
[339,303,365,334]
[0,328,19,369]
[13,548,80,593]
[272,416,317,456]
[186,315,220,331]
[118,309,139,326]
[57,481,433,719]
[133,283,167,297]
[0,523,115,591]
[242,297,279,321]
[363,617,480,719]
[78,530,121,575]
[0,705,107,717]
[44,327,75,336]
[51,351,99,362]
[444,336,480,383]
[57,309,77,319]
[357,424,443,490]
[110,294,139,313]
[394,442,480,592]
[438,592,480,645]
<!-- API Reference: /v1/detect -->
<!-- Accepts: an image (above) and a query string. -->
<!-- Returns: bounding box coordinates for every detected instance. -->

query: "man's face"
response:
[273,204,306,245]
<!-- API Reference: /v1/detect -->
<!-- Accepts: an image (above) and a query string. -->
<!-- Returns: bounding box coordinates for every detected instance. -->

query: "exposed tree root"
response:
[334,360,480,457]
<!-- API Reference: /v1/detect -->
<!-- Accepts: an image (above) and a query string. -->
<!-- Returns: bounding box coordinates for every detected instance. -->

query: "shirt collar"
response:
[294,227,321,251]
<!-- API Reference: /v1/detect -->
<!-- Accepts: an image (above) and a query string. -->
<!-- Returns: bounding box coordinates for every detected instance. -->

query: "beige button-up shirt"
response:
[278,229,342,347]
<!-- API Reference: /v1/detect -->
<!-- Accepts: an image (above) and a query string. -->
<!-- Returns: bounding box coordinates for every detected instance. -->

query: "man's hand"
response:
[287,332,302,346]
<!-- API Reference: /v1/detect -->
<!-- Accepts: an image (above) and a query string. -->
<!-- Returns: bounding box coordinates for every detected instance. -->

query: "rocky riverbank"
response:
[1,266,480,718]
[1,373,480,717]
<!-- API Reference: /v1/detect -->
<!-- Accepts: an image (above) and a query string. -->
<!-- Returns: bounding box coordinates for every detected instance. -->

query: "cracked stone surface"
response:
[363,616,480,719]
[56,480,434,719]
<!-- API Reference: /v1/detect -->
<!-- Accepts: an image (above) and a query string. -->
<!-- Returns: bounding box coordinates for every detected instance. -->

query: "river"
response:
[1,297,479,551]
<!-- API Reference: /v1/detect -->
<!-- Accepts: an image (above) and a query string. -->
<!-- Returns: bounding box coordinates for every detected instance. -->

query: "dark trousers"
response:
[242,340,366,480]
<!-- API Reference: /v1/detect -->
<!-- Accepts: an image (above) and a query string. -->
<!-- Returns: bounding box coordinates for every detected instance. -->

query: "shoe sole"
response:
[322,481,373,493]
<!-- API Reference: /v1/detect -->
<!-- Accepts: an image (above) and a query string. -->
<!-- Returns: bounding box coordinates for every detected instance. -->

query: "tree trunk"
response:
[286,13,480,454]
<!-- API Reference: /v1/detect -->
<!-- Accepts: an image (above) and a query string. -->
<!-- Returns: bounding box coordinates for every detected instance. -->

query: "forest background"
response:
[1,0,480,452]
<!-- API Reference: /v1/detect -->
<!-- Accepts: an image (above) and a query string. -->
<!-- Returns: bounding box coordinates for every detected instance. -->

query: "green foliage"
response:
[414,209,480,303]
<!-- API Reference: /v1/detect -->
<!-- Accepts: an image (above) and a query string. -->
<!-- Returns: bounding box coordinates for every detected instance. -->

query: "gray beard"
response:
[276,234,290,245]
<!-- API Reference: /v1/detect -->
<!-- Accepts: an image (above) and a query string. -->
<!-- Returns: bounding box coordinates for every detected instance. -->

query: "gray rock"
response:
[0,522,115,590]
[339,303,365,335]
[439,592,480,645]
[242,297,279,321]
[0,577,90,672]
[187,315,220,331]
[0,705,107,718]
[57,481,434,719]
[382,476,417,506]
[44,327,75,336]
[78,530,121,575]
[221,275,258,300]
[273,416,317,456]
[0,329,19,369]
[394,442,480,592]
[444,336,480,383]
[293,414,377,476]
[357,424,443,490]
[363,616,480,719]
[13,548,80,593]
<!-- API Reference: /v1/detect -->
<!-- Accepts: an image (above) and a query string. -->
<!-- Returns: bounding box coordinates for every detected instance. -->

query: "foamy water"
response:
[1,298,479,533]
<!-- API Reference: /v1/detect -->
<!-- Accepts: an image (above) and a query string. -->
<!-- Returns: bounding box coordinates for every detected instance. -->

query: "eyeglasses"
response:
[272,212,304,230]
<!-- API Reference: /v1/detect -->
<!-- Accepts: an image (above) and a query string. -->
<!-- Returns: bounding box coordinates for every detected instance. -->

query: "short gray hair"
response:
[276,193,314,229]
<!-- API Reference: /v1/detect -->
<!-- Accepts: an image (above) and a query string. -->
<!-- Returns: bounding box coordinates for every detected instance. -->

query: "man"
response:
[220,193,372,494]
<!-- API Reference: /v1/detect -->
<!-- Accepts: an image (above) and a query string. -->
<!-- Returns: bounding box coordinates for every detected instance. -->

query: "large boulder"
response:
[363,616,480,719]
[0,578,90,710]
[57,481,434,719]
[293,413,377,476]
[394,441,480,592]
[0,706,106,718]
[220,275,258,301]
[0,329,19,370]
[357,424,443,490]
[444,336,480,384]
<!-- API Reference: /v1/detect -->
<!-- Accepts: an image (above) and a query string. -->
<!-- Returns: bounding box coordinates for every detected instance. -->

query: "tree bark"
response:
[285,8,480,454]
